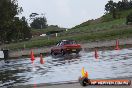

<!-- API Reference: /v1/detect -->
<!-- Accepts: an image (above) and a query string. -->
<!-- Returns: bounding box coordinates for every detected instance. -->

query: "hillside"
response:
[1,9,132,50]
[73,9,132,29]
[59,18,132,42]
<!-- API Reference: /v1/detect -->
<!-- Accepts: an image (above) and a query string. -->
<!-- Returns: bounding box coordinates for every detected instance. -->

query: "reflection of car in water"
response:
[51,40,82,55]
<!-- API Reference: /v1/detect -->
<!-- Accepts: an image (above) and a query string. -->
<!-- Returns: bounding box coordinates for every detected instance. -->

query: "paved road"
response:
[15,83,131,88]
[14,79,132,88]
[38,83,131,88]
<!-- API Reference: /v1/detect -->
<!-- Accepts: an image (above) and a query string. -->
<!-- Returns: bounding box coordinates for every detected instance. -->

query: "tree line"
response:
[105,0,132,19]
[29,13,48,29]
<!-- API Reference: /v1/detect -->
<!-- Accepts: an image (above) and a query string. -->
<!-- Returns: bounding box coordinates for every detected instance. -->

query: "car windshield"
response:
[63,41,76,45]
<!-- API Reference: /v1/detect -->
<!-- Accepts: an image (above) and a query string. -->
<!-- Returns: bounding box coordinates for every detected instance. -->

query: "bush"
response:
[126,12,132,24]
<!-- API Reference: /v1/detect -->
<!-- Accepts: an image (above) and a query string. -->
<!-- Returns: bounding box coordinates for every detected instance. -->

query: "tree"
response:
[30,13,48,29]
[0,0,22,43]
[21,17,32,40]
[105,0,117,19]
[117,1,130,11]
[126,12,132,25]
[29,13,39,20]
[5,17,31,42]
[0,0,22,23]
[105,0,117,13]
[0,0,31,43]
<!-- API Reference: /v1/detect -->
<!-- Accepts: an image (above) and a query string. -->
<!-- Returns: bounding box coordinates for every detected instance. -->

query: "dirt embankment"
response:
[8,38,132,58]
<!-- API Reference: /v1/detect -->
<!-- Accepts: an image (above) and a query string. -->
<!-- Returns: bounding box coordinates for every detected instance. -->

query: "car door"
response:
[58,41,65,52]
[53,42,62,53]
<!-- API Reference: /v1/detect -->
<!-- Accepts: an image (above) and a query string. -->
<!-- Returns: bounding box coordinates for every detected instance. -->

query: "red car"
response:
[51,40,82,55]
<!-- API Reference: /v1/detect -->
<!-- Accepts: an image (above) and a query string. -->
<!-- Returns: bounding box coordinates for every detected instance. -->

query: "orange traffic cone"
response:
[95,49,99,59]
[30,50,35,63]
[40,54,44,64]
[115,40,120,50]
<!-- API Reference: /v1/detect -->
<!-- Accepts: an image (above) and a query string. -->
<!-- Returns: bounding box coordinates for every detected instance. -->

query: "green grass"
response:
[60,18,126,36]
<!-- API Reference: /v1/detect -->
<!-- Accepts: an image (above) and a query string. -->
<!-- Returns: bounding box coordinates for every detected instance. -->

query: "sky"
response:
[18,0,121,28]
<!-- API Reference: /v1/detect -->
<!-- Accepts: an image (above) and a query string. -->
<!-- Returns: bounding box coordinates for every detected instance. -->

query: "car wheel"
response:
[51,51,53,56]
[51,51,56,56]
[61,50,65,55]
[76,51,79,54]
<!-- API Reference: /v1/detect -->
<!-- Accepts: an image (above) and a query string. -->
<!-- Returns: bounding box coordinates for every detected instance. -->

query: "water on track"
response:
[0,48,132,87]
